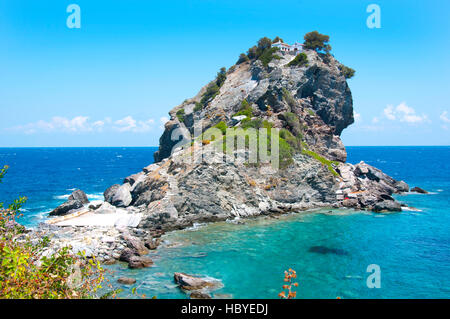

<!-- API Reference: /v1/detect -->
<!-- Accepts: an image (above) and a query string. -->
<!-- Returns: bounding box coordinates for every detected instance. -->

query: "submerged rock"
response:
[117,277,137,285]
[308,246,348,256]
[190,292,212,299]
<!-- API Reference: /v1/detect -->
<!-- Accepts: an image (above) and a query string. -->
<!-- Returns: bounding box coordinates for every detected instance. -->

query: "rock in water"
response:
[117,277,137,285]
[372,200,402,213]
[128,256,153,269]
[411,186,428,194]
[173,272,216,291]
[68,189,89,204]
[190,292,212,299]
[49,189,89,216]
[49,200,83,216]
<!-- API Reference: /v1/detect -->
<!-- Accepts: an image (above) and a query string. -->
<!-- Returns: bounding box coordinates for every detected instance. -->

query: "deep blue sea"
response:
[0,146,449,298]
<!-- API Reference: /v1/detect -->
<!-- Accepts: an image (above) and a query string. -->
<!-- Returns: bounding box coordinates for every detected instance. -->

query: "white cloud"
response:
[383,102,429,124]
[6,115,156,134]
[372,117,379,123]
[440,111,450,123]
[353,112,361,122]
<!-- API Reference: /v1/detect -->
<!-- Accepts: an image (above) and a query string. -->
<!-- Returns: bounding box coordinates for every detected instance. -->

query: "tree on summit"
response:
[303,31,331,54]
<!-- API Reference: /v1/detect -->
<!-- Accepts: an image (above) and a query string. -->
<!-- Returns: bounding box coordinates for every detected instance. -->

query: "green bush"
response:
[339,64,355,79]
[194,102,203,113]
[283,112,302,137]
[214,121,228,135]
[176,108,185,122]
[199,67,227,108]
[301,144,340,177]
[237,53,249,64]
[233,99,253,118]
[288,53,308,67]
[259,47,281,67]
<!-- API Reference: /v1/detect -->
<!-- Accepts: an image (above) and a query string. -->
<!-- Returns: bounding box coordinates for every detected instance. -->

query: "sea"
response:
[0,146,449,298]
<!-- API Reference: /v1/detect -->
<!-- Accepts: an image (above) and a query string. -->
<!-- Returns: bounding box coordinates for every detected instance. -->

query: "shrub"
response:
[301,143,340,177]
[216,67,227,87]
[0,166,108,299]
[194,102,202,113]
[233,99,253,118]
[288,53,308,67]
[282,88,297,109]
[303,31,331,53]
[283,112,302,137]
[236,53,249,64]
[199,67,227,108]
[257,37,272,51]
[214,121,228,135]
[247,46,259,59]
[339,64,355,79]
[176,108,185,122]
[259,47,281,67]
[272,36,284,43]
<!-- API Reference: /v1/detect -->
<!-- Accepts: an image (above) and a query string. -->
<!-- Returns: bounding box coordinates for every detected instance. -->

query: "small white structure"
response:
[271,41,303,54]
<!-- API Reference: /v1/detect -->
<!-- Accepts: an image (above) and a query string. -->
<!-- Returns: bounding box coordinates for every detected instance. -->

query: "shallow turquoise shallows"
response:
[0,146,449,298]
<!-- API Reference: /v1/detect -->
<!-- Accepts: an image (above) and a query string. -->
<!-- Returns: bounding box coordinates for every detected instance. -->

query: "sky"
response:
[0,0,449,147]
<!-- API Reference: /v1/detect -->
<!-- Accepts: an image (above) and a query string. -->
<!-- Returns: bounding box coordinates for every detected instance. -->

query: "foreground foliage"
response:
[0,166,107,299]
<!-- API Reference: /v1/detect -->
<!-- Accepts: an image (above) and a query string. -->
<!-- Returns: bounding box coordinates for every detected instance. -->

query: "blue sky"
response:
[0,0,449,147]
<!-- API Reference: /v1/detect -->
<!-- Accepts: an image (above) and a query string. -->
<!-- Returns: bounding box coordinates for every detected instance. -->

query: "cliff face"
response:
[100,49,409,231]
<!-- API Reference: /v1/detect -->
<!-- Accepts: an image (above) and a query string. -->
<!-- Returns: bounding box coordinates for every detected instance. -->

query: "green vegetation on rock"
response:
[233,99,253,118]
[287,53,308,67]
[339,64,355,79]
[176,108,185,122]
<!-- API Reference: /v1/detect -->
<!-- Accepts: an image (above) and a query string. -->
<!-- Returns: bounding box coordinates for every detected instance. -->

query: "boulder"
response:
[173,272,216,291]
[411,186,428,194]
[394,181,409,193]
[117,277,137,285]
[372,200,402,213]
[128,256,153,269]
[95,201,116,214]
[121,233,149,256]
[68,189,89,204]
[49,200,83,216]
[104,184,120,203]
[118,248,139,263]
[105,183,132,207]
[144,237,161,250]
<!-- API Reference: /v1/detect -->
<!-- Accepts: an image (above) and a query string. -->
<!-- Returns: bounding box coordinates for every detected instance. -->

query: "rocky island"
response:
[31,34,413,269]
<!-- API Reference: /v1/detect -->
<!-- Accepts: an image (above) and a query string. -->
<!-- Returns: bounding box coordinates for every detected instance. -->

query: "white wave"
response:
[54,192,103,200]
[401,206,422,212]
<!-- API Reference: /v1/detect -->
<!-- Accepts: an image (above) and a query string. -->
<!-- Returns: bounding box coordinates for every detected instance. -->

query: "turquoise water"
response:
[1,147,449,298]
